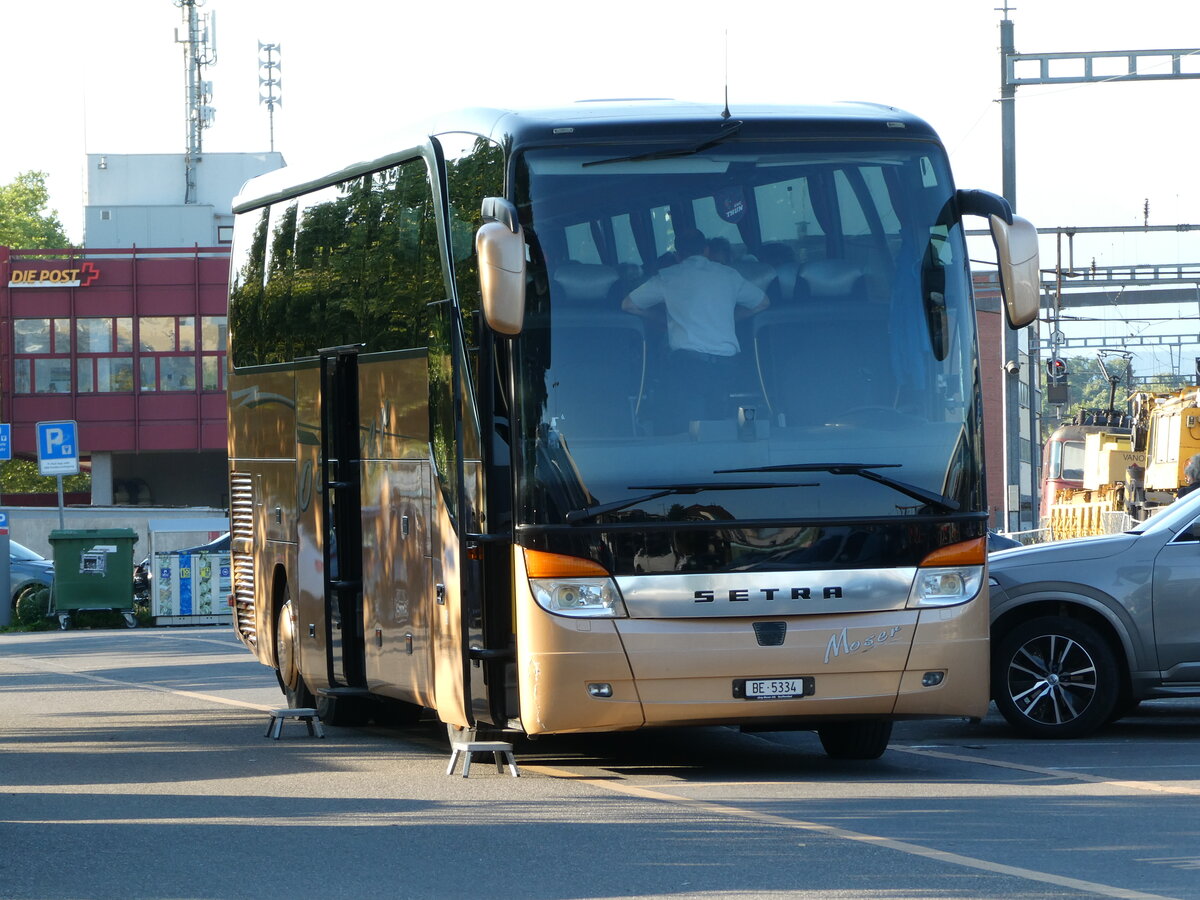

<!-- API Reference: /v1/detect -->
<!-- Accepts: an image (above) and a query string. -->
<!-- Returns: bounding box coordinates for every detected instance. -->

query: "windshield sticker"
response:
[716,186,746,223]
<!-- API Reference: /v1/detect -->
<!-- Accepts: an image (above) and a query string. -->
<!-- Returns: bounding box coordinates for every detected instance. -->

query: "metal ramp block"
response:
[265,707,325,740]
[446,740,519,778]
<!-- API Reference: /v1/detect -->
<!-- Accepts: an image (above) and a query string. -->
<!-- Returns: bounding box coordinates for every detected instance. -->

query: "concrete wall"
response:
[83,151,285,248]
[85,152,284,210]
[84,204,220,248]
[5,506,228,561]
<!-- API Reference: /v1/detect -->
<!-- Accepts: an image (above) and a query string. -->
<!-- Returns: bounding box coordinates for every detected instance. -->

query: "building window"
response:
[140,317,180,352]
[78,358,135,392]
[77,317,128,352]
[140,356,197,392]
[13,357,72,393]
[74,317,135,393]
[35,358,72,393]
[201,316,227,351]
[138,315,203,391]
[13,318,71,393]
[15,318,69,354]
[201,316,227,390]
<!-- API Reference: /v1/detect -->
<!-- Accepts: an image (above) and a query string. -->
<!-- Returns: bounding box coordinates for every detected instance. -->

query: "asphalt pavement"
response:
[2,626,1198,900]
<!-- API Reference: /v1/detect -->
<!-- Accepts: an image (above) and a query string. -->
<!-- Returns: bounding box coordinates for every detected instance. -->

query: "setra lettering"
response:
[692,584,845,603]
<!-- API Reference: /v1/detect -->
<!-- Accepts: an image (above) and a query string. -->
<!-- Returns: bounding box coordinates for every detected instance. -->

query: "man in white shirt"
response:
[622,228,768,426]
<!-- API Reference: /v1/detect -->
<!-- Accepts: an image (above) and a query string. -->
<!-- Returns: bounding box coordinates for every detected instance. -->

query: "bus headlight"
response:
[530,577,626,617]
[907,566,983,608]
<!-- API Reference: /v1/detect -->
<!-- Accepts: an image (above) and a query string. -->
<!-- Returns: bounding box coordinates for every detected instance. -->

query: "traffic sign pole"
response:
[37,421,80,530]
[0,511,10,627]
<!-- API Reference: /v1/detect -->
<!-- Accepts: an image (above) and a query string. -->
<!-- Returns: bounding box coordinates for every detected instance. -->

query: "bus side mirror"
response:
[477,197,526,336]
[989,214,1040,329]
[957,189,1040,330]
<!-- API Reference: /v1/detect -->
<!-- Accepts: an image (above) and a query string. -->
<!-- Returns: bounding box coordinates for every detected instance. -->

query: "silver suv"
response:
[988,489,1200,738]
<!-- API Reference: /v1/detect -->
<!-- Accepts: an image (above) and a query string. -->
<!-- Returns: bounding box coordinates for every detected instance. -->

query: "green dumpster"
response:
[48,529,139,629]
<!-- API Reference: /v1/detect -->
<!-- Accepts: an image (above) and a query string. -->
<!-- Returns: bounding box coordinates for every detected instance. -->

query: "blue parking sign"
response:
[0,424,10,461]
[36,420,80,476]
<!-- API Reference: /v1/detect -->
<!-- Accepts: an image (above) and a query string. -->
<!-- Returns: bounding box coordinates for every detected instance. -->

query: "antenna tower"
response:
[258,42,282,152]
[175,0,218,204]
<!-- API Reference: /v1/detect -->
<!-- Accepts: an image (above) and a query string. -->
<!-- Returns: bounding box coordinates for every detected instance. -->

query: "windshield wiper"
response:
[582,121,744,168]
[714,463,960,514]
[564,479,810,524]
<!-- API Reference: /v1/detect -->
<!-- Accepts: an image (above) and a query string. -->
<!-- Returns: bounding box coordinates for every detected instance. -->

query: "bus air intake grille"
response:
[753,621,787,646]
[229,471,256,646]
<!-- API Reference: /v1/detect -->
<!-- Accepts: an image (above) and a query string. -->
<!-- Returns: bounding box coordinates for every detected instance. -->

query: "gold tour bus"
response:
[226,101,1038,760]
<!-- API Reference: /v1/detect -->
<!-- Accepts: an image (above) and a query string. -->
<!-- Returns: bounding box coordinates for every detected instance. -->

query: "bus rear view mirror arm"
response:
[956,188,1012,224]
[477,197,527,336]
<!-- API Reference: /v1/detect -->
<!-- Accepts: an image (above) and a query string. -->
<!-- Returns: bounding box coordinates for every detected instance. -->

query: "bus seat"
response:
[752,302,892,427]
[546,309,647,438]
[755,243,799,303]
[732,260,780,303]
[551,262,622,307]
[795,259,866,303]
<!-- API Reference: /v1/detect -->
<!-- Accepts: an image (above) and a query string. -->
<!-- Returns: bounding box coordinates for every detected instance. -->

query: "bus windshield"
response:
[512,138,982,526]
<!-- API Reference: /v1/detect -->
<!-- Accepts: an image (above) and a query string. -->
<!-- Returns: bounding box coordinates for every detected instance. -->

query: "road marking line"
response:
[12,656,273,712]
[524,763,1182,900]
[892,745,1200,796]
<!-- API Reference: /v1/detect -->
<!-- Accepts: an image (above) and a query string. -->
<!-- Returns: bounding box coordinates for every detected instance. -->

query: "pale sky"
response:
[3,0,1199,376]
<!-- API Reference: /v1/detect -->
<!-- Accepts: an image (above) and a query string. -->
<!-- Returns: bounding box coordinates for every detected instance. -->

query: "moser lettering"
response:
[694,585,844,602]
[823,625,903,664]
[9,262,100,288]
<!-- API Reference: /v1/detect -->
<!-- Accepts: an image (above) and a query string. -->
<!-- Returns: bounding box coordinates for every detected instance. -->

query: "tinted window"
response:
[230,157,443,368]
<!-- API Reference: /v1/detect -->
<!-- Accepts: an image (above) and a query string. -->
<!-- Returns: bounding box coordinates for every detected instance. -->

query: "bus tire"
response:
[817,720,893,760]
[275,593,315,709]
[316,694,370,727]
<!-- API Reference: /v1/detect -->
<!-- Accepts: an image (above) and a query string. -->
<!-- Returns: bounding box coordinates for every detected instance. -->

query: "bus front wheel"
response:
[275,594,314,709]
[817,720,893,760]
[316,693,370,727]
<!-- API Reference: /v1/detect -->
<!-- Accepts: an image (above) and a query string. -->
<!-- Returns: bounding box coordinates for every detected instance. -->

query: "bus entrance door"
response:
[320,345,367,690]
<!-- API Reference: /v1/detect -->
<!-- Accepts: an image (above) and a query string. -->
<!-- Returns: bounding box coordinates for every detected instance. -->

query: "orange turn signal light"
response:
[919,536,986,567]
[522,548,610,579]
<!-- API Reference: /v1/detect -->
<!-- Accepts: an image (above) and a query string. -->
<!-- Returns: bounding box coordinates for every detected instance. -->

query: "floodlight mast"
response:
[175,0,218,204]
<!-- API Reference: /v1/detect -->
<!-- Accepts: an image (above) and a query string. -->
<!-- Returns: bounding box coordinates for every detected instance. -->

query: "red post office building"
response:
[0,244,231,507]
[0,150,283,508]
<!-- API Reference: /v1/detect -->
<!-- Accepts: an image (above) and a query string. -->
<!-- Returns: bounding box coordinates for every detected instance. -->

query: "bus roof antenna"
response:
[721,30,731,120]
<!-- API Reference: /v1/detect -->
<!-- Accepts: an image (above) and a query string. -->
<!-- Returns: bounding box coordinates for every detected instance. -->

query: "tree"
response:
[0,459,90,495]
[0,170,83,496]
[1041,353,1194,424]
[0,171,71,248]
[1041,354,1133,420]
